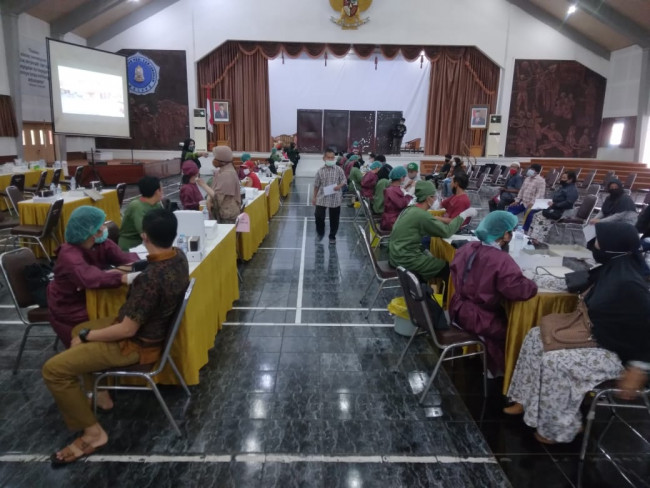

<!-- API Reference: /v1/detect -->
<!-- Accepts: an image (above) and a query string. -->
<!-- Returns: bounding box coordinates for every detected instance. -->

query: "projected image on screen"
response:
[58,66,124,118]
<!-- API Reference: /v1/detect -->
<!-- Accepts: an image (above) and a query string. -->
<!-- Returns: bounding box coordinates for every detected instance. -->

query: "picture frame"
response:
[213,100,230,123]
[469,105,488,129]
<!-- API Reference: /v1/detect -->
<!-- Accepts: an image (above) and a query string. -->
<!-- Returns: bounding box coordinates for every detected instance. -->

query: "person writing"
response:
[402,162,419,194]
[47,206,139,348]
[118,176,163,251]
[43,209,189,465]
[449,211,538,376]
[381,166,412,232]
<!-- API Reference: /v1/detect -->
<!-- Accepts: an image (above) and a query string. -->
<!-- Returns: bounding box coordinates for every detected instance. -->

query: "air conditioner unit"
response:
[485,114,502,157]
[193,108,207,152]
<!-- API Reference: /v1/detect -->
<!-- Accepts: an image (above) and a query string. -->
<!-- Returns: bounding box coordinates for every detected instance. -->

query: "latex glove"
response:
[459,208,478,220]
[431,199,441,210]
[126,272,141,285]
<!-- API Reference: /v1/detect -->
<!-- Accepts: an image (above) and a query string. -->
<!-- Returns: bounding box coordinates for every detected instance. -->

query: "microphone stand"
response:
[89,147,104,188]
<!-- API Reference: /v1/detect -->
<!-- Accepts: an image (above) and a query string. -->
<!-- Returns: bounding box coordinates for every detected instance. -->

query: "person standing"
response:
[210,146,242,223]
[392,118,407,154]
[312,149,347,245]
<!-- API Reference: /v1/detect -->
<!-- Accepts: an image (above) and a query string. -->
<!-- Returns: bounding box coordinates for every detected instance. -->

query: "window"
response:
[609,122,624,146]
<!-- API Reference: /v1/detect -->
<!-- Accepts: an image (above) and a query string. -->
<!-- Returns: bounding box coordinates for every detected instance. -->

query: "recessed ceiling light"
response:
[567,4,577,15]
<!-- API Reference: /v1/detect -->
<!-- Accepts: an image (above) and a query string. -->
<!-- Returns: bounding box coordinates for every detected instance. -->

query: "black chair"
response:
[50,168,62,187]
[116,183,127,207]
[92,279,195,436]
[360,197,390,249]
[0,174,26,213]
[23,170,48,197]
[0,248,55,373]
[105,220,120,245]
[394,266,487,403]
[10,198,64,262]
[60,166,85,189]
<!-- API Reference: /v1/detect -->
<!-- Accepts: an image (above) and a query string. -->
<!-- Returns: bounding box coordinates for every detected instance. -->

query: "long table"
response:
[0,169,54,211]
[279,166,293,197]
[429,236,577,394]
[18,189,121,257]
[238,191,269,261]
[86,224,239,385]
[261,177,281,219]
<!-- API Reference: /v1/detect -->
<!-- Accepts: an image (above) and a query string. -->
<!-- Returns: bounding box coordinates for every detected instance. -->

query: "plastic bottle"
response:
[515,225,525,240]
[202,206,209,221]
[56,184,62,196]
[70,176,76,191]
[177,234,188,253]
[49,183,55,194]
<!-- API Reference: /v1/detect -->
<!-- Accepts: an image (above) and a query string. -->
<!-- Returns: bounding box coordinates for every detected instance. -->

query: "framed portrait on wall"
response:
[213,100,230,123]
[469,105,488,129]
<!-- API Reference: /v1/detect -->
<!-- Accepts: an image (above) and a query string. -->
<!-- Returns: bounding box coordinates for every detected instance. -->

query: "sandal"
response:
[50,437,102,467]
[503,402,524,415]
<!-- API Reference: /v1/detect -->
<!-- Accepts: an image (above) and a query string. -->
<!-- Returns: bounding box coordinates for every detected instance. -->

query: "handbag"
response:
[539,292,597,352]
[565,269,591,293]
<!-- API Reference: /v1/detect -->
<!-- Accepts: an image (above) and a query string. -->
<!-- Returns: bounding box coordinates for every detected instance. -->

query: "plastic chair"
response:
[92,278,196,436]
[357,224,399,319]
[10,198,64,262]
[23,170,48,197]
[394,266,487,403]
[0,248,55,373]
[577,379,650,488]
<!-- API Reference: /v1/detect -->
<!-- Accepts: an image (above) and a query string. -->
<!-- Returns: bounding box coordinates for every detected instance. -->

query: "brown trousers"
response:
[42,318,139,431]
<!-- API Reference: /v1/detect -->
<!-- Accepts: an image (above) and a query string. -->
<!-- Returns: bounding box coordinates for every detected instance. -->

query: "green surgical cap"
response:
[348,155,359,162]
[475,211,518,243]
[407,162,418,171]
[65,206,106,244]
[389,166,407,181]
[414,181,436,202]
[370,161,382,170]
[241,152,251,162]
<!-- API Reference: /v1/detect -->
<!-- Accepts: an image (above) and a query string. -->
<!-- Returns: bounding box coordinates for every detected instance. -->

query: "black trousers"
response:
[314,205,341,239]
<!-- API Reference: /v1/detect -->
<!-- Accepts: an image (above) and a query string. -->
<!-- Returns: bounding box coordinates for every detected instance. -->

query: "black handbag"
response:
[565,269,591,293]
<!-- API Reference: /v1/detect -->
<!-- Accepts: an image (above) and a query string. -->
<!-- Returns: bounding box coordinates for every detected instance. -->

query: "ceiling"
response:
[1,0,649,57]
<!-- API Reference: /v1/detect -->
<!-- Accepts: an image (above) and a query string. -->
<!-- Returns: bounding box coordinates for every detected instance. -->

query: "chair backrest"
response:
[40,198,64,239]
[575,194,598,220]
[9,173,25,192]
[35,170,47,192]
[74,165,85,184]
[152,278,195,375]
[470,172,486,191]
[623,172,637,189]
[360,197,382,236]
[116,183,127,207]
[644,191,650,206]
[544,169,558,187]
[395,266,444,348]
[0,247,39,309]
[6,185,24,215]
[357,224,385,278]
[602,171,616,187]
[573,167,582,179]
[579,169,596,188]
[586,183,600,196]
[51,168,62,186]
[105,220,120,244]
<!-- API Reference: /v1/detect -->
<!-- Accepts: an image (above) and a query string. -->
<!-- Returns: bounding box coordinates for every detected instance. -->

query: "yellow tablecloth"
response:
[428,237,578,394]
[238,192,269,261]
[0,169,54,211]
[261,178,280,219]
[86,225,239,385]
[279,167,293,197]
[18,189,122,257]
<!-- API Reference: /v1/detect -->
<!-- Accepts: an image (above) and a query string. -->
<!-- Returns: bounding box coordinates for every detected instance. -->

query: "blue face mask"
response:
[94,227,108,244]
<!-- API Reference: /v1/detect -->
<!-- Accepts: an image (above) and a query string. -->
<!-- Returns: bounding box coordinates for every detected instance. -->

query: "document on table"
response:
[323,184,337,196]
[531,199,551,210]
[583,224,596,242]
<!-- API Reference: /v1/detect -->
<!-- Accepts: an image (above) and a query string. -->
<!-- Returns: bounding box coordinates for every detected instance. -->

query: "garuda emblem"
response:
[330,0,372,29]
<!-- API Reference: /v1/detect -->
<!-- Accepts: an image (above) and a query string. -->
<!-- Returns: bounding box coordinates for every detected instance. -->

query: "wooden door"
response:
[297,110,323,153]
[323,110,349,154]
[22,122,55,163]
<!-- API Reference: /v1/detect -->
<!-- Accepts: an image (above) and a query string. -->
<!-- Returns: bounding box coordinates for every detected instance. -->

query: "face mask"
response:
[188,145,195,151]
[325,160,335,167]
[560,180,568,187]
[509,169,517,175]
[95,228,108,244]
[592,248,612,264]
[526,169,535,177]
[608,188,623,197]
[243,169,250,175]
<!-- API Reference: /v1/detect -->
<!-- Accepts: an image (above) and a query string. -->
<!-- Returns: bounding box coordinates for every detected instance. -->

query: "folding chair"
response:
[0,248,56,373]
[24,170,48,197]
[622,172,637,190]
[60,165,85,189]
[92,278,196,436]
[0,174,26,214]
[360,197,390,248]
[10,198,64,262]
[550,194,597,243]
[394,266,487,403]
[466,173,487,205]
[116,183,127,207]
[578,169,596,191]
[357,224,399,318]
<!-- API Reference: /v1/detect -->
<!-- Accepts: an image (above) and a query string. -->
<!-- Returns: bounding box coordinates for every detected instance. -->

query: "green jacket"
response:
[372,179,390,214]
[118,199,161,251]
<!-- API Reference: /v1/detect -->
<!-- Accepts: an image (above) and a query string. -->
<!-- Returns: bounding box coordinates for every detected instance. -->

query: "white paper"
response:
[323,184,337,196]
[582,224,596,242]
[532,199,552,210]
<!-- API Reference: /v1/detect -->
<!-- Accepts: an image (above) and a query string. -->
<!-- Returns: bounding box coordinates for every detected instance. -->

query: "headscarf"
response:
[241,152,251,162]
[601,178,636,216]
[65,206,106,244]
[389,166,407,181]
[181,160,199,176]
[414,181,436,203]
[475,211,518,243]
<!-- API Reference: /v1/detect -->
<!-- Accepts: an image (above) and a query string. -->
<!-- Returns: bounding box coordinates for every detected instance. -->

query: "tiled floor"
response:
[0,176,648,487]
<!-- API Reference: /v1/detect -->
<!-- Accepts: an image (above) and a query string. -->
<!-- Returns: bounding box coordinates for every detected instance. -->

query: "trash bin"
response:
[388,297,416,337]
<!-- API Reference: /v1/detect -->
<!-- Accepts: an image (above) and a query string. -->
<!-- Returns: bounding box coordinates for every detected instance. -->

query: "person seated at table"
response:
[118,176,163,251]
[237,153,252,179]
[527,171,578,244]
[361,161,382,199]
[372,177,390,215]
[381,166,412,232]
[402,162,419,194]
[43,208,190,466]
[48,206,139,348]
[343,155,360,180]
[347,157,363,189]
[588,178,638,226]
[507,163,545,217]
[240,160,262,190]
[389,181,477,281]
[505,222,650,444]
[179,161,211,211]
[376,155,393,181]
[256,159,273,178]
[435,172,471,225]
[489,162,523,212]
[179,138,208,169]
[210,145,241,223]
[449,211,538,376]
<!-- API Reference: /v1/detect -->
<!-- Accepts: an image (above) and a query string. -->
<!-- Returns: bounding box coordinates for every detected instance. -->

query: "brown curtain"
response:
[0,95,18,137]
[424,47,499,155]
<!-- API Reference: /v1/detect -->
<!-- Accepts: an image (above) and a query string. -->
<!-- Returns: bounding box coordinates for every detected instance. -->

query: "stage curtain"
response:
[0,95,18,137]
[353,44,376,59]
[424,47,499,155]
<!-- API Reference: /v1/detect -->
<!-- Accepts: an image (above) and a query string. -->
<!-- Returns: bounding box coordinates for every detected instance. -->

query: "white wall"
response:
[96,0,612,155]
[0,16,16,156]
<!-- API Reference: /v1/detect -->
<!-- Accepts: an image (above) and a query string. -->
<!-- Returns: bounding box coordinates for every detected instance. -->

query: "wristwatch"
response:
[78,328,91,343]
